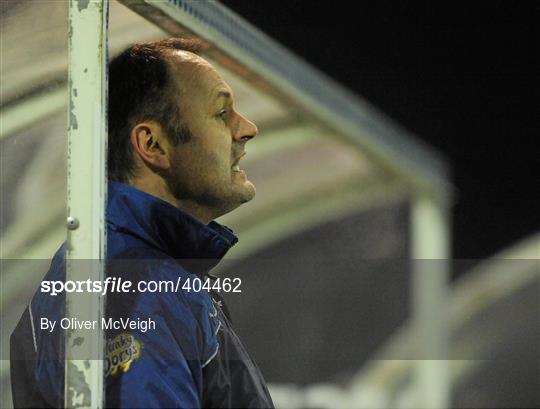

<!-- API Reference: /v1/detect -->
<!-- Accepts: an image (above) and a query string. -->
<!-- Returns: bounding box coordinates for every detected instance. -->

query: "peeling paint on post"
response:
[77,0,91,12]
[66,1,108,408]
[66,362,92,408]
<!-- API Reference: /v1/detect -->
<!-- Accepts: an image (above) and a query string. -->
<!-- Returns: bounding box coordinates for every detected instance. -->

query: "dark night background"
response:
[221,1,539,262]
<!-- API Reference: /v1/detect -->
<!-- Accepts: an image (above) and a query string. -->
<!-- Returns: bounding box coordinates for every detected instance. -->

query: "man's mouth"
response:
[231,152,246,172]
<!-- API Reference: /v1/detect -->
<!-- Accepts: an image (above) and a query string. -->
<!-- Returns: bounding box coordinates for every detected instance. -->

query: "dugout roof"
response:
[1,0,450,260]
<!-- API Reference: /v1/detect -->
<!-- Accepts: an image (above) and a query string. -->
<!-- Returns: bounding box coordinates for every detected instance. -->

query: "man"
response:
[11,38,274,408]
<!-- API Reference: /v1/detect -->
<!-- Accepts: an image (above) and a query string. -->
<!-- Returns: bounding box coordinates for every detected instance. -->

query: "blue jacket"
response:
[10,182,274,408]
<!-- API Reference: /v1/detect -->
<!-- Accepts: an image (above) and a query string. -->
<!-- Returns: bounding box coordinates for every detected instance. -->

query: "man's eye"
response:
[217,110,228,120]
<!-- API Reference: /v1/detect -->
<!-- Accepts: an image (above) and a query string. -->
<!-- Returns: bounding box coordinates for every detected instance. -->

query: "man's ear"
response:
[130,122,171,170]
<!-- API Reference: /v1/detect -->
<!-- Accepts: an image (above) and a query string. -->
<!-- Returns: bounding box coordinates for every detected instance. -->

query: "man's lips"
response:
[231,152,246,169]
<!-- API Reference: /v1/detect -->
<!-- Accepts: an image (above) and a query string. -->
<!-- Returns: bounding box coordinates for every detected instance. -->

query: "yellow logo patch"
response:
[105,333,142,376]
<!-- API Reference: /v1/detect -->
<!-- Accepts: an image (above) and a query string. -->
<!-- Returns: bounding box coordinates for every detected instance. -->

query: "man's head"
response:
[108,38,258,223]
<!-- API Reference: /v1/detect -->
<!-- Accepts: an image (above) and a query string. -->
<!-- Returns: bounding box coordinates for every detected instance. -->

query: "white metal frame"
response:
[116,2,451,407]
[62,1,451,408]
[118,0,449,195]
[411,194,450,408]
[65,1,108,408]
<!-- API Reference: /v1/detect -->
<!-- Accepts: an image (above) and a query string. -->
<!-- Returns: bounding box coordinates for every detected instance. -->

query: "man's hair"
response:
[108,38,202,183]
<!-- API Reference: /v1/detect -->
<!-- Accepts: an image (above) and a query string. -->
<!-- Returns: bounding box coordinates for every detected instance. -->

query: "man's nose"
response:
[233,113,258,142]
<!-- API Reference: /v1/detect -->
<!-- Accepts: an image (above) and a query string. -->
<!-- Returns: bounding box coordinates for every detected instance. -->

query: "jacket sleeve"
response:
[105,263,220,408]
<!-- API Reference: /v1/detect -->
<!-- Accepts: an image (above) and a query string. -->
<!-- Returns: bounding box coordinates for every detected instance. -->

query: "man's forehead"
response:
[169,49,202,64]
[167,51,232,96]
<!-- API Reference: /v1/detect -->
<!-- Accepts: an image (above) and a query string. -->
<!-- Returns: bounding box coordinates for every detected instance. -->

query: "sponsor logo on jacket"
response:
[105,333,141,376]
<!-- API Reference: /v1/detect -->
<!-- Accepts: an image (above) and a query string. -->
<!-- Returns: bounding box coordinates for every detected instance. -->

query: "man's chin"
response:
[237,181,256,203]
[214,183,255,218]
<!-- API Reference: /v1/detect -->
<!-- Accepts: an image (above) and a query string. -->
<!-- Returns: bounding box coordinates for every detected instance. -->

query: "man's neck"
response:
[130,178,215,225]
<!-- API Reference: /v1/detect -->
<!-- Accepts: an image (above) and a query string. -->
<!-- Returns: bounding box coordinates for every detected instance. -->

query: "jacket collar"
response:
[106,181,238,272]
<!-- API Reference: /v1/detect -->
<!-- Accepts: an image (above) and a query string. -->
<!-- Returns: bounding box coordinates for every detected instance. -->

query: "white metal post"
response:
[411,193,450,409]
[66,1,108,408]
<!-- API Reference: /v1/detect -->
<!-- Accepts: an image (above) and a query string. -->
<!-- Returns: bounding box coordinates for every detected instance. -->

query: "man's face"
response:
[164,52,258,217]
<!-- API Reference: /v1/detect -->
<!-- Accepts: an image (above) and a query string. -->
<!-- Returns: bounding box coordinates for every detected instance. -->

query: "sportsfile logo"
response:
[40,276,242,296]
